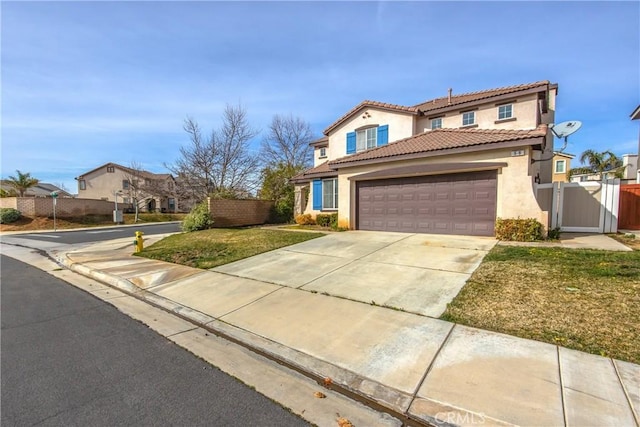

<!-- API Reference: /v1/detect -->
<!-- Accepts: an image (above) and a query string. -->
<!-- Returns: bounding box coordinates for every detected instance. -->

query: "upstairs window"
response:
[498,104,513,120]
[555,159,566,174]
[107,166,115,173]
[430,118,442,130]
[356,127,377,152]
[319,147,327,158]
[122,180,130,190]
[79,180,86,190]
[462,111,475,126]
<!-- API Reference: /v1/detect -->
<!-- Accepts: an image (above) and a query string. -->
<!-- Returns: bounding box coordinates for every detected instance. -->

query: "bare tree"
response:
[261,114,313,170]
[166,103,260,203]
[123,161,146,222]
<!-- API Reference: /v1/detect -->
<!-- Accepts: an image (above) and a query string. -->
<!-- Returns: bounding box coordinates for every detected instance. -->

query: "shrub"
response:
[0,208,21,224]
[547,227,561,240]
[316,214,331,227]
[269,201,294,224]
[181,201,214,232]
[329,213,339,230]
[495,218,544,242]
[295,214,315,225]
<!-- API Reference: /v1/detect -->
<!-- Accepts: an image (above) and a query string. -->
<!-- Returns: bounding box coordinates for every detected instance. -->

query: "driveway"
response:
[213,231,497,317]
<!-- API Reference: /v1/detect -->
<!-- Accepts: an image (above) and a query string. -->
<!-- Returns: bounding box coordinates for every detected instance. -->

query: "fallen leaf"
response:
[337,417,353,427]
[314,391,326,398]
[323,377,333,387]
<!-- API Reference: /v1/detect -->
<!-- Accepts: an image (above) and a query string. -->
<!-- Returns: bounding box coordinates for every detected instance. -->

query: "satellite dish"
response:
[550,121,582,139]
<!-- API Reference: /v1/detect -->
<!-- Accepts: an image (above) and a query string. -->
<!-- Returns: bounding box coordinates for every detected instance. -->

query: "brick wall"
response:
[1,197,115,217]
[207,198,275,227]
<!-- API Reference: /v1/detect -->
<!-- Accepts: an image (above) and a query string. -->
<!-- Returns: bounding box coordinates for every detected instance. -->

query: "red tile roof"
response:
[290,161,338,183]
[323,100,419,135]
[329,125,548,167]
[413,81,552,113]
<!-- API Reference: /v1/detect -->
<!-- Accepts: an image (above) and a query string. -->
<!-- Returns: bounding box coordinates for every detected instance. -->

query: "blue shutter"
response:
[377,125,388,146]
[346,132,356,154]
[313,179,322,210]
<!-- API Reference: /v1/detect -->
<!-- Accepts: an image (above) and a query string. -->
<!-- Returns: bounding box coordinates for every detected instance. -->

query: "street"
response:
[1,254,308,426]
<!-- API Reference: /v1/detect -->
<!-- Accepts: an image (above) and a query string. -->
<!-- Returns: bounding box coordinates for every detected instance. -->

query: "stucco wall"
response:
[1,197,115,217]
[207,198,275,227]
[323,108,415,165]
[415,93,540,133]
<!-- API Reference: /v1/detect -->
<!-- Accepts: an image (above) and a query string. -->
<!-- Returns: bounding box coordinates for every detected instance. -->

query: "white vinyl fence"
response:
[536,179,620,233]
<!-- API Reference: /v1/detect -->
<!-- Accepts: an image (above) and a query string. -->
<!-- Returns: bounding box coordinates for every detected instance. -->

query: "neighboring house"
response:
[76,163,179,212]
[552,152,574,182]
[569,154,637,184]
[631,105,640,183]
[292,81,558,236]
[0,181,73,198]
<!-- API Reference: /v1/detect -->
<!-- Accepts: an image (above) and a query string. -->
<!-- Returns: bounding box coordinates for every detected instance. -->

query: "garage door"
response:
[356,170,497,236]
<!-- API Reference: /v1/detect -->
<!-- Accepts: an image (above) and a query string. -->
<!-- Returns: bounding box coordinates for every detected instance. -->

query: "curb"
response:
[57,251,475,427]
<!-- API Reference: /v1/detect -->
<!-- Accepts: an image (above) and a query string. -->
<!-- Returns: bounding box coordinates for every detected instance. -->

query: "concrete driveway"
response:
[213,231,497,317]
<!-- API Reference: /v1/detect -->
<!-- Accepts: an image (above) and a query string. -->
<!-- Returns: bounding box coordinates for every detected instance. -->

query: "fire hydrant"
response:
[134,231,144,253]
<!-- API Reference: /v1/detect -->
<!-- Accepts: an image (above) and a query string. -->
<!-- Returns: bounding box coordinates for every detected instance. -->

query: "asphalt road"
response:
[8,222,181,245]
[1,255,309,426]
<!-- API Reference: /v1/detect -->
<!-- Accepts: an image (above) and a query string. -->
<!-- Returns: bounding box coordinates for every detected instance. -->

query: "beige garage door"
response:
[356,170,497,236]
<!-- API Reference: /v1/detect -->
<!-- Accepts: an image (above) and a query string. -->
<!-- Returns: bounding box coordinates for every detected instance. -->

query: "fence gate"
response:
[618,184,640,230]
[536,179,620,233]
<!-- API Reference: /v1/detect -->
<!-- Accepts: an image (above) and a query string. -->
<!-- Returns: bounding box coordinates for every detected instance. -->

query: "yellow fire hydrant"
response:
[134,231,144,253]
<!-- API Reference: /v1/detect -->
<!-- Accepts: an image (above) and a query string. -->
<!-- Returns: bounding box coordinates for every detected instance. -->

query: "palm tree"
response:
[6,170,39,197]
[577,149,625,180]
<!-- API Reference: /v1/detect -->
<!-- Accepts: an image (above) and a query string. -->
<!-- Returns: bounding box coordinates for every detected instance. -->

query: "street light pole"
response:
[50,191,58,231]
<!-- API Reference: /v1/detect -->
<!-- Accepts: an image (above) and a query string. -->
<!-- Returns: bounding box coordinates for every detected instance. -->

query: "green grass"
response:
[136,227,325,269]
[441,246,640,364]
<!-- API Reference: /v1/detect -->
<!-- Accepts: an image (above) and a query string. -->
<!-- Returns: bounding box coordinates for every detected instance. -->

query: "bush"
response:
[316,214,331,227]
[295,214,315,225]
[181,201,214,232]
[495,218,544,241]
[329,213,339,230]
[269,201,294,224]
[0,208,21,224]
[547,227,561,240]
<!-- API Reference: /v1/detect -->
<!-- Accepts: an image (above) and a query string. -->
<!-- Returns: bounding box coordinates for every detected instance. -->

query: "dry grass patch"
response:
[610,233,640,251]
[441,246,640,364]
[136,228,324,269]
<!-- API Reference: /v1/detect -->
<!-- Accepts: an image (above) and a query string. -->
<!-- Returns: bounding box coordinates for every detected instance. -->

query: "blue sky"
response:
[2,1,639,192]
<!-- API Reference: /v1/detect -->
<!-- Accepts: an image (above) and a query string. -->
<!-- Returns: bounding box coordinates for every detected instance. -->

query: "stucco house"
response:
[552,151,574,183]
[0,181,73,198]
[292,81,558,236]
[76,163,178,212]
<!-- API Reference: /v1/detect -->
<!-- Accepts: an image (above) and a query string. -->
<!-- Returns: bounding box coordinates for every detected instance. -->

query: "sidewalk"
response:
[55,237,639,427]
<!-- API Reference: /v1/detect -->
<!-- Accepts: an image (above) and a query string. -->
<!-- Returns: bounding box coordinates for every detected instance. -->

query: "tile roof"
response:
[413,81,552,113]
[323,100,419,135]
[329,125,548,167]
[290,161,338,183]
[322,81,553,136]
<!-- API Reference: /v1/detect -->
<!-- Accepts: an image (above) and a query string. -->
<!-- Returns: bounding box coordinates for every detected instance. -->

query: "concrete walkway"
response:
[53,233,639,427]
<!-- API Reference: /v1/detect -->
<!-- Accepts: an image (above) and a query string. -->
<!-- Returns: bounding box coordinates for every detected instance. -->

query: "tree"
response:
[259,115,314,222]
[569,149,625,180]
[6,170,39,197]
[166,103,260,203]
[123,161,146,223]
[260,114,313,170]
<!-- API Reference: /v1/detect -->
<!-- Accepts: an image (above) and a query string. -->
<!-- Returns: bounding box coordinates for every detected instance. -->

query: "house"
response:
[0,181,73,198]
[552,152,574,182]
[76,163,178,212]
[631,105,640,183]
[291,81,558,236]
[569,154,637,184]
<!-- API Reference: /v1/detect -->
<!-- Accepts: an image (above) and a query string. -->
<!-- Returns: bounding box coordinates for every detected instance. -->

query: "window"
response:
[322,178,338,210]
[498,104,513,120]
[79,179,86,190]
[356,127,377,152]
[106,166,115,173]
[430,118,442,129]
[555,159,566,174]
[462,111,475,126]
[168,181,174,191]
[122,180,130,189]
[319,147,327,158]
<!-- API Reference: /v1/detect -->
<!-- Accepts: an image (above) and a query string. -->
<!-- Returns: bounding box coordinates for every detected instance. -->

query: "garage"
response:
[356,170,497,236]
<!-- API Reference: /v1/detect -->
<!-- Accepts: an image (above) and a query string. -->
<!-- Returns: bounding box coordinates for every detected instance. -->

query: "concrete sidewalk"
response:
[54,236,639,427]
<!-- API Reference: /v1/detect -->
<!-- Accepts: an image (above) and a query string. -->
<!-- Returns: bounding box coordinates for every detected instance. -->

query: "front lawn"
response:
[136,228,325,269]
[440,246,640,364]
